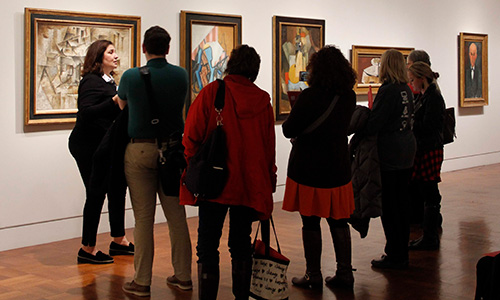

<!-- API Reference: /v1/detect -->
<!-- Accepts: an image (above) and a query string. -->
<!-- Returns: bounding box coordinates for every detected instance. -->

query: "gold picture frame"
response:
[459,32,488,107]
[273,15,325,121]
[351,45,414,95]
[180,11,242,116]
[24,8,141,126]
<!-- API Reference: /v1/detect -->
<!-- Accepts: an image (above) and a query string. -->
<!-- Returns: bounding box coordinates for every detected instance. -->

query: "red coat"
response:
[180,75,277,219]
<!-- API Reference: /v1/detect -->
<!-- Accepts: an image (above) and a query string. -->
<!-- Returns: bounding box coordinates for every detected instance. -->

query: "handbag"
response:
[443,107,456,145]
[184,79,229,199]
[250,218,290,300]
[139,66,186,196]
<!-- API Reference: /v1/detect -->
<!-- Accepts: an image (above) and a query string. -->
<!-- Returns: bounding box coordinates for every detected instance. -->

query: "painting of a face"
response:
[469,42,477,67]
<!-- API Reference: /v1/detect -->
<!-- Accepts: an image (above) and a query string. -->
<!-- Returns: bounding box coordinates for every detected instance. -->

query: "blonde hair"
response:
[409,61,438,84]
[379,49,408,84]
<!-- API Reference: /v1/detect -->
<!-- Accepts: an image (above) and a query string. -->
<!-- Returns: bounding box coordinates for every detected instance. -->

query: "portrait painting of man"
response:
[464,41,482,98]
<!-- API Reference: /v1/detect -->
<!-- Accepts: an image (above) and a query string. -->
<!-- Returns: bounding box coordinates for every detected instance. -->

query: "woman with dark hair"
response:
[180,44,277,299]
[366,49,416,269]
[407,62,445,250]
[282,45,357,290]
[69,39,133,264]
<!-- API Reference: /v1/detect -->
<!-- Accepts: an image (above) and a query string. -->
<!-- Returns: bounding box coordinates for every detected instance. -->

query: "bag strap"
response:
[139,66,165,159]
[252,217,282,256]
[214,79,225,126]
[302,94,340,135]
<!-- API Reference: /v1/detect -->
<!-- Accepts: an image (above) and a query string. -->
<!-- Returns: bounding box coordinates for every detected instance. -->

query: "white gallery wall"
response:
[1,0,499,251]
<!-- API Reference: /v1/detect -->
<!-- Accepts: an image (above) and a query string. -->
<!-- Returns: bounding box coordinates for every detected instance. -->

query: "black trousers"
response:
[196,201,256,264]
[409,180,442,224]
[69,135,126,247]
[380,168,412,262]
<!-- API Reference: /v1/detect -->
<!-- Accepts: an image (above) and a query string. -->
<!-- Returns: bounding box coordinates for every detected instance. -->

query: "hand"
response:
[112,95,119,105]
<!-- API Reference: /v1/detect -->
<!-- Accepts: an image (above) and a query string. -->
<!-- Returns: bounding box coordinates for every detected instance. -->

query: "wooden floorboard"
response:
[1,163,499,299]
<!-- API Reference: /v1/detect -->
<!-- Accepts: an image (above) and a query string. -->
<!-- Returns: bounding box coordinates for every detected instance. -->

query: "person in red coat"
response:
[180,44,277,299]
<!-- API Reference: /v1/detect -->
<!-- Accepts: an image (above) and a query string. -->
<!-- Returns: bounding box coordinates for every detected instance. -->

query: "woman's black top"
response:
[282,87,356,188]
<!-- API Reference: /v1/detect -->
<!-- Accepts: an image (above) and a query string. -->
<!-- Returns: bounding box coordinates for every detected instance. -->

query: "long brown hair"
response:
[81,40,113,76]
[379,49,408,84]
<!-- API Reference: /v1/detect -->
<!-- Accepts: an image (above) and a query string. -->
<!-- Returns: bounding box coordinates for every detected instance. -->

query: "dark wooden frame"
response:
[273,16,325,121]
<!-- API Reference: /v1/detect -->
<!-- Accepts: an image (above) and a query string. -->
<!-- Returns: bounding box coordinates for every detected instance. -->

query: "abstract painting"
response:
[24,8,140,126]
[180,11,242,115]
[273,16,324,121]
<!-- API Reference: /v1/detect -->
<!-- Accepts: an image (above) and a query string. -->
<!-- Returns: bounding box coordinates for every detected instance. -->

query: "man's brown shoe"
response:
[122,280,150,297]
[166,275,193,291]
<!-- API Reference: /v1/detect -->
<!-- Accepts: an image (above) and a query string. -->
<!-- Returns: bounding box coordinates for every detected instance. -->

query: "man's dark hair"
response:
[144,26,171,55]
[225,45,260,82]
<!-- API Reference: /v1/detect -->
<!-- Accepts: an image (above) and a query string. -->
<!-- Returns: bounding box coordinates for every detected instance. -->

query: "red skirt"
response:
[282,177,355,219]
[412,149,443,182]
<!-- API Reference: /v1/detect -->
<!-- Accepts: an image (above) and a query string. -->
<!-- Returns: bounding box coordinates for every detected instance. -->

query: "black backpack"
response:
[184,80,229,199]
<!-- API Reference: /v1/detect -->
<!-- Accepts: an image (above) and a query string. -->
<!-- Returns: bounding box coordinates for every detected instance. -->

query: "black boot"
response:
[232,259,252,300]
[409,205,440,250]
[198,263,219,300]
[325,226,354,290]
[292,229,323,290]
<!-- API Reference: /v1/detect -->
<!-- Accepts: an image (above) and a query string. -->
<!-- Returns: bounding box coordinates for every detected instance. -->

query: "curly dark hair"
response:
[224,44,260,82]
[306,45,357,93]
[82,40,113,76]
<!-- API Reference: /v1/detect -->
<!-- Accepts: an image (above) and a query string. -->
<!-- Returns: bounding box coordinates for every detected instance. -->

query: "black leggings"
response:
[300,215,349,232]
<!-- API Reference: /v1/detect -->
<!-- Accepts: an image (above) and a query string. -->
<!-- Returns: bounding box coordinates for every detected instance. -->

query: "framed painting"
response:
[273,16,325,121]
[24,8,141,126]
[459,32,488,107]
[351,45,414,95]
[180,11,242,115]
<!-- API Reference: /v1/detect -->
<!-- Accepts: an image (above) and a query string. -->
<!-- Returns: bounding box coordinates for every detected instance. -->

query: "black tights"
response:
[300,215,348,232]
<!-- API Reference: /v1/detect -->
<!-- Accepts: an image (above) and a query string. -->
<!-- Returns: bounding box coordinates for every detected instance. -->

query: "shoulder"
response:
[80,73,103,85]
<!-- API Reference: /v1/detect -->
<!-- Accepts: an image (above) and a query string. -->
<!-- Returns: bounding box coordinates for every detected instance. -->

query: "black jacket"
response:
[365,82,416,171]
[282,87,356,188]
[413,83,445,151]
[348,106,382,237]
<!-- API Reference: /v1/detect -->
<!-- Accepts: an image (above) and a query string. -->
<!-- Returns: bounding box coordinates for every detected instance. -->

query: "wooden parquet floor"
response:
[1,164,499,300]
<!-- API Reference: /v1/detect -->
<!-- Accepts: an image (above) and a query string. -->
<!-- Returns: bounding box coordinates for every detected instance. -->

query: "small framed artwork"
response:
[24,8,141,126]
[351,45,414,95]
[459,32,488,107]
[273,16,325,121]
[180,11,242,115]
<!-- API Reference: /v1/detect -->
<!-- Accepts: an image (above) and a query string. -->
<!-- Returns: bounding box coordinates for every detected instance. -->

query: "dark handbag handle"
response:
[301,94,340,135]
[253,216,282,256]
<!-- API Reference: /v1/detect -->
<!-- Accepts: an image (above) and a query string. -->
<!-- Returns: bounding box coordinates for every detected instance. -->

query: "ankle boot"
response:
[198,263,219,300]
[409,206,440,250]
[325,226,354,290]
[232,259,252,300]
[292,229,323,290]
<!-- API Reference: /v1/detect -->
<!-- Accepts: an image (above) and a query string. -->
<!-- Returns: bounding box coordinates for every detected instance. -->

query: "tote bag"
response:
[250,218,289,300]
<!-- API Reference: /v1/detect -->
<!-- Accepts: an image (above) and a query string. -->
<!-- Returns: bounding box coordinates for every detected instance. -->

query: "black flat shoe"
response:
[109,241,134,256]
[371,255,408,270]
[77,248,114,264]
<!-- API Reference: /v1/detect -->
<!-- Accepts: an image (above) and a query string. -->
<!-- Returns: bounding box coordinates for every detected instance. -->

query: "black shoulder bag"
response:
[184,79,229,199]
[139,66,186,197]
